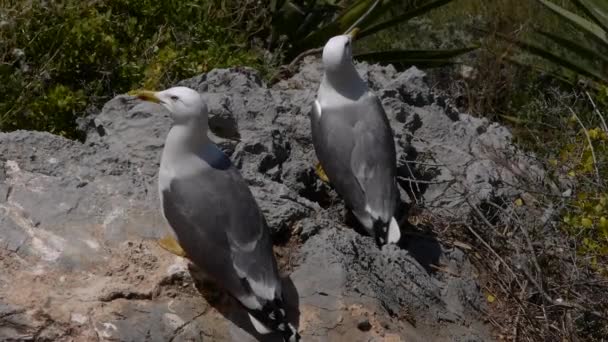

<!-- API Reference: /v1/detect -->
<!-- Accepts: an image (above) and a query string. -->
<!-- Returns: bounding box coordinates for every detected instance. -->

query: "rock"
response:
[0,58,547,341]
[357,319,372,332]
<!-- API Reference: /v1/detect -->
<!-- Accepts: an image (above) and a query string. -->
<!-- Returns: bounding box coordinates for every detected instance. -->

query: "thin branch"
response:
[286,47,324,71]
[343,0,382,35]
[462,216,519,282]
[519,266,606,321]
[396,176,451,185]
[404,160,448,167]
[510,215,551,336]
[566,105,602,184]
[585,91,608,132]
[399,169,422,204]
[490,199,608,322]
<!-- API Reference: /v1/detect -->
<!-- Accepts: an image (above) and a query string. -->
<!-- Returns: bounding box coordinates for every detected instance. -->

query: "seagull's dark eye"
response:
[345,41,351,48]
[170,95,179,101]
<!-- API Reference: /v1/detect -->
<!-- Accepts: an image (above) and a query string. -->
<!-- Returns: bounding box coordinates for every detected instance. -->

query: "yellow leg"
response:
[315,162,330,183]
[157,235,187,257]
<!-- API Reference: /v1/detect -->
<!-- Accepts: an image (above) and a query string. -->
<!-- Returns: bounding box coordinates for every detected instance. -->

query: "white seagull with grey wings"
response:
[311,29,401,246]
[134,86,299,341]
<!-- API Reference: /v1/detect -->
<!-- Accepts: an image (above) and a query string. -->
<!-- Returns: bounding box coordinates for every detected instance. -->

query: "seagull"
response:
[134,87,299,341]
[311,28,401,247]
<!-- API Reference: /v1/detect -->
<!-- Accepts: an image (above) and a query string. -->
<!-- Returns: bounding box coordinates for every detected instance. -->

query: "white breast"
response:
[158,167,174,193]
[313,100,323,119]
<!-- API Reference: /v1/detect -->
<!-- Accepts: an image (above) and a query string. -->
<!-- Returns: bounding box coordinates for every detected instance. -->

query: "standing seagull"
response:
[134,87,299,341]
[311,29,401,246]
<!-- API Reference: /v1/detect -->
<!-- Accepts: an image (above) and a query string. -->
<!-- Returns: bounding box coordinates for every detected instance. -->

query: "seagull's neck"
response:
[323,62,367,100]
[162,119,210,165]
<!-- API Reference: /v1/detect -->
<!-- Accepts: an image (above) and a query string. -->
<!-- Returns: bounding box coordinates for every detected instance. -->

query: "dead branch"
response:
[566,105,602,185]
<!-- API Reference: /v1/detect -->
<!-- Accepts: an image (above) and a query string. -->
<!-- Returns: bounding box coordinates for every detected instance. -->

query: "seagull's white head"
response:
[134,86,207,125]
[320,28,366,96]
[322,28,360,74]
[322,34,355,74]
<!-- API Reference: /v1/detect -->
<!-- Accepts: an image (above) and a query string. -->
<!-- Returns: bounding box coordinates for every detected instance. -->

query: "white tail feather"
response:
[248,313,272,334]
[387,217,401,244]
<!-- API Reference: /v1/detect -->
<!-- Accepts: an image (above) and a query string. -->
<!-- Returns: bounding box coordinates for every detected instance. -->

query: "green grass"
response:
[433,0,608,272]
[0,0,266,139]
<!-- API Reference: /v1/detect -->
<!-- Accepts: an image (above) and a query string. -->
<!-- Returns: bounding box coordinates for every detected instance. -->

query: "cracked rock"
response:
[0,57,548,341]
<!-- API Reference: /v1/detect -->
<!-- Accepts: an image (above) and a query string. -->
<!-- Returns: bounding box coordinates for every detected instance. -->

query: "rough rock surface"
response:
[0,58,544,341]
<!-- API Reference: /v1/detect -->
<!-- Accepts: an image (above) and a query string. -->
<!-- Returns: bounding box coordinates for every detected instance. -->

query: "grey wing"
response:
[311,101,366,212]
[349,94,398,222]
[161,164,280,308]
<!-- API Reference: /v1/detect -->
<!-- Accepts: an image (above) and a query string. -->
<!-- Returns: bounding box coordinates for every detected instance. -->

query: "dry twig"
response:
[585,90,608,132]
[566,105,602,185]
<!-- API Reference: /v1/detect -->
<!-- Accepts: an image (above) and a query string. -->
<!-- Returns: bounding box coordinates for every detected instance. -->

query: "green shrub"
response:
[0,0,263,139]
[559,119,608,272]
[508,85,608,274]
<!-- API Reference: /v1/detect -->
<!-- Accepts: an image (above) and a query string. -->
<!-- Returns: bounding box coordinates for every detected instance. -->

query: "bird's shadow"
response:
[346,201,442,274]
[395,148,444,273]
[397,221,442,274]
[187,263,300,342]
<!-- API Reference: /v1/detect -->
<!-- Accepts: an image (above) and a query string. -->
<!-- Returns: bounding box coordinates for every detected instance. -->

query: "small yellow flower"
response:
[581,217,593,228]
[594,204,604,213]
[588,128,601,140]
[486,294,496,303]
[599,217,608,230]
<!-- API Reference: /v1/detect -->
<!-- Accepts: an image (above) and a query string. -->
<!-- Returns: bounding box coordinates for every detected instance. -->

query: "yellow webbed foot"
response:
[157,235,187,258]
[315,162,330,183]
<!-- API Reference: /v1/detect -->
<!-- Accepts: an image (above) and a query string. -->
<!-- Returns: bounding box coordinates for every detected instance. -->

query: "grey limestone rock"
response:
[0,57,547,341]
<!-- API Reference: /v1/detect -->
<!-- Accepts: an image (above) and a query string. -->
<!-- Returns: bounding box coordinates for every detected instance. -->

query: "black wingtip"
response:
[372,219,388,247]
[289,324,300,342]
[248,298,299,341]
[282,323,300,342]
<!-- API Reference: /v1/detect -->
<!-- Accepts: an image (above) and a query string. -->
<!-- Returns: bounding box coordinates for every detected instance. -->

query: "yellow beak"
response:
[130,90,161,103]
[347,27,360,40]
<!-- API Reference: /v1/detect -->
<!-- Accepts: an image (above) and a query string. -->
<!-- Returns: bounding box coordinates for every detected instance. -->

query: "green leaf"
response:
[507,58,578,85]
[505,57,578,86]
[355,47,477,68]
[271,0,288,13]
[359,0,457,39]
[497,32,608,84]
[499,114,531,125]
[537,0,608,46]
[572,0,608,32]
[355,46,477,61]
[294,0,379,53]
[600,216,608,229]
[271,1,310,40]
[0,64,13,77]
[350,0,395,31]
[534,29,608,65]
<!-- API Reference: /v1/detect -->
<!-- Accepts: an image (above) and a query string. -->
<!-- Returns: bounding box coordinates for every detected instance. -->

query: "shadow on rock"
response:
[396,150,442,203]
[187,263,300,342]
[397,227,442,274]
